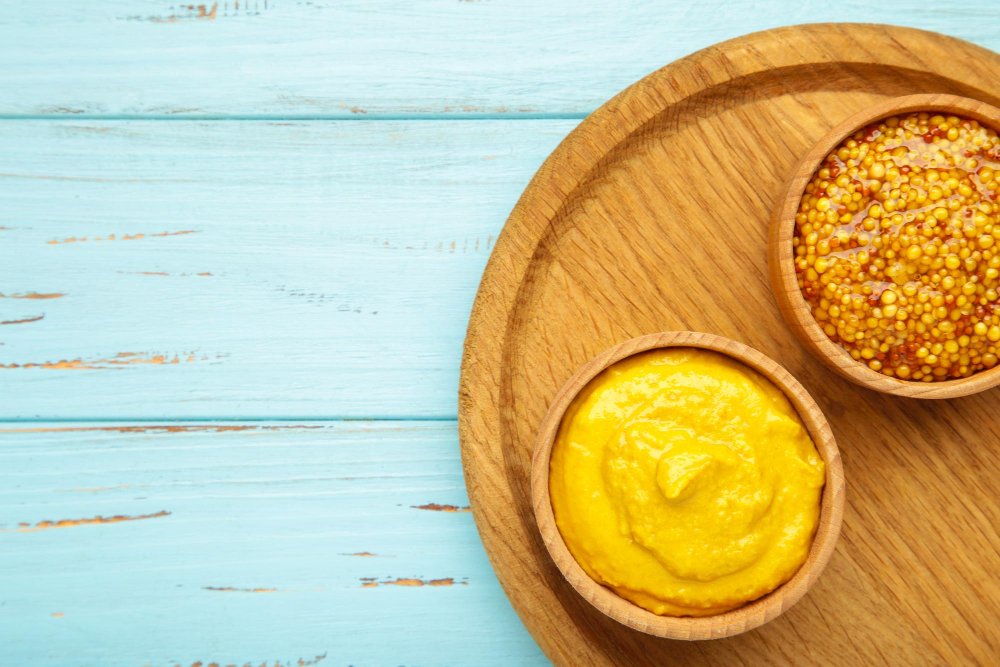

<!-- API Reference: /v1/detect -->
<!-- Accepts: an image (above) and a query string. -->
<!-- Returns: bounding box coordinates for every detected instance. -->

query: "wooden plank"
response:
[0,119,577,419]
[2,1,1000,118]
[0,420,547,666]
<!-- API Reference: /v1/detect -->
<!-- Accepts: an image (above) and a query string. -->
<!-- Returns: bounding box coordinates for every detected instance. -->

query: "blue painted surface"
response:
[0,423,546,666]
[0,120,576,420]
[3,1,1000,119]
[2,2,1000,665]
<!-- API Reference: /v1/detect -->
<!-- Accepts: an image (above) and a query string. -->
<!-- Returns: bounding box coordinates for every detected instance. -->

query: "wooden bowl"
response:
[769,93,1000,398]
[530,331,846,640]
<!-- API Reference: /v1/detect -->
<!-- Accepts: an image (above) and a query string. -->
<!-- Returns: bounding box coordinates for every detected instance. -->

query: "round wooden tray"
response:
[459,24,1000,666]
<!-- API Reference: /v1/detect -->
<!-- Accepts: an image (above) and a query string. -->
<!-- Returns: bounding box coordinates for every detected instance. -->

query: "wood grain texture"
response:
[460,24,1000,666]
[770,93,1000,398]
[3,1,1000,118]
[0,119,574,419]
[531,332,845,640]
[0,421,546,667]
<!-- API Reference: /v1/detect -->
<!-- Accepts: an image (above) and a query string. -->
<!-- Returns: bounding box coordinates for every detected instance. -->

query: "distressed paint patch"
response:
[412,503,471,513]
[0,424,321,434]
[38,107,85,115]
[57,484,134,493]
[116,271,214,277]
[152,230,199,238]
[0,173,190,183]
[0,314,44,325]
[202,587,278,593]
[6,510,170,533]
[337,103,368,115]
[176,653,326,667]
[47,230,199,245]
[0,292,64,299]
[122,0,282,25]
[0,351,223,370]
[360,577,466,588]
[295,655,327,667]
[51,613,64,618]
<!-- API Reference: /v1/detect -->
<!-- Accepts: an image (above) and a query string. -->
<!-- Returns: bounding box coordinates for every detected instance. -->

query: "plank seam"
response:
[0,113,589,122]
[0,416,459,424]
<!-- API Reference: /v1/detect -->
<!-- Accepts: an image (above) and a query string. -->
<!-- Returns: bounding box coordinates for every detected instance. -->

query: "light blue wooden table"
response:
[2,2,998,665]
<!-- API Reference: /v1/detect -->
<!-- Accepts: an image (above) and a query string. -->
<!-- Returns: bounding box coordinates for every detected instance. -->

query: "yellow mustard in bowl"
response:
[549,347,826,617]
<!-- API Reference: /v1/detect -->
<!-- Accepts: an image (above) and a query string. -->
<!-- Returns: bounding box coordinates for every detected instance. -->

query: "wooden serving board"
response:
[459,24,1000,666]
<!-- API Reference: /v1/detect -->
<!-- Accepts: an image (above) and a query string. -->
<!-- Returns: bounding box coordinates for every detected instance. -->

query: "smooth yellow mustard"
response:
[549,348,825,616]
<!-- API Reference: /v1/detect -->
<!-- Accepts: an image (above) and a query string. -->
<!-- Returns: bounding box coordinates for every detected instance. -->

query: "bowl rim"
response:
[768,93,1000,398]
[530,331,846,640]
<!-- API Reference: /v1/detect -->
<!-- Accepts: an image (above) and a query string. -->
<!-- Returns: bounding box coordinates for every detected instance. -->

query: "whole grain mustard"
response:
[549,348,825,617]
[794,113,1000,381]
